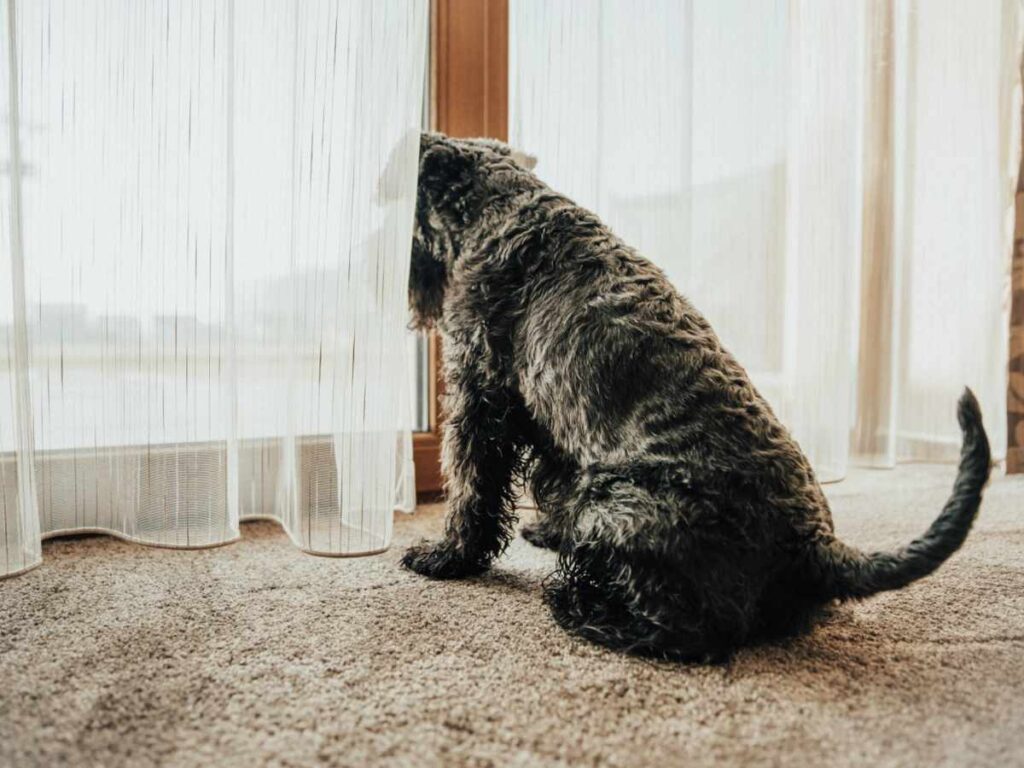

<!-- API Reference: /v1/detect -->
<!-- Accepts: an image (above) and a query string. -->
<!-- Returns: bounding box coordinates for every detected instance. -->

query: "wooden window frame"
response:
[413,0,508,498]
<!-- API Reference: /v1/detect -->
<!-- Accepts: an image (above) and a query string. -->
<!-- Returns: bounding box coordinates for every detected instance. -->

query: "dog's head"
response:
[408,132,537,329]
[414,132,537,251]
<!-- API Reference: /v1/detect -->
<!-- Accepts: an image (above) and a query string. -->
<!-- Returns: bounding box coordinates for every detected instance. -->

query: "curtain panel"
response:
[1,0,428,578]
[510,0,1022,482]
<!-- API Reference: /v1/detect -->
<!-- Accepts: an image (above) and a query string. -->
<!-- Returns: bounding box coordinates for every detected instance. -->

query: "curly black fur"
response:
[400,132,993,661]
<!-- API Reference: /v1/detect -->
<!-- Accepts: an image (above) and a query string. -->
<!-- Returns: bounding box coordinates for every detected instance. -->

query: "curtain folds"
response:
[1,0,428,578]
[511,0,1022,482]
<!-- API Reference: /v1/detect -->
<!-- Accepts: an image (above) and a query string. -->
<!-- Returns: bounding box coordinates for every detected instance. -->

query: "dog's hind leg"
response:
[544,474,755,660]
[402,365,522,579]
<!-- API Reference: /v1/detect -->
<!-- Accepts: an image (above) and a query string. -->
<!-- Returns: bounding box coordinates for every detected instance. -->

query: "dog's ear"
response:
[507,147,538,172]
[408,232,448,331]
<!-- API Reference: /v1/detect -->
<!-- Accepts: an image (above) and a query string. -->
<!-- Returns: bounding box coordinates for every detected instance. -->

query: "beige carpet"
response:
[1,465,1023,767]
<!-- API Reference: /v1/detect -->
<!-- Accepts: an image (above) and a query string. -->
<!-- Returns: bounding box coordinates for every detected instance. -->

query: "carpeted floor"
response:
[1,465,1022,767]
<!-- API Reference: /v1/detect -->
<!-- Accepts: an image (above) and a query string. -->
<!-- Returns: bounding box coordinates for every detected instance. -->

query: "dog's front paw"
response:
[401,540,489,579]
[521,521,562,551]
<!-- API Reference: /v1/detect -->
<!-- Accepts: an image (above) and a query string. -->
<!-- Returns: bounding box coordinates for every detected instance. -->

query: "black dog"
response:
[401,132,992,660]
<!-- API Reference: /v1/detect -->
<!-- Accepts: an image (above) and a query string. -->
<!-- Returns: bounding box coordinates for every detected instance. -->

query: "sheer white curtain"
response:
[1,0,427,578]
[511,0,1020,481]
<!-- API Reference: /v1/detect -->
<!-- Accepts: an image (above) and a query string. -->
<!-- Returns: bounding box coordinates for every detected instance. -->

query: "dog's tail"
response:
[815,388,991,600]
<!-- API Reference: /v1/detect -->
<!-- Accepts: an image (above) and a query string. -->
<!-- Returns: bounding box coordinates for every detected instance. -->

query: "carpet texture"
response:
[1,465,1023,767]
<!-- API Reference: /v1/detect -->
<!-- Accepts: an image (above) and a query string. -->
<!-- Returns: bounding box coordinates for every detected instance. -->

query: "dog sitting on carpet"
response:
[401,132,992,661]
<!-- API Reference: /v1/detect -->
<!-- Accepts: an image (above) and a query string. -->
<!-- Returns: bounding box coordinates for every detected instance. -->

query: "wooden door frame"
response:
[413,0,508,497]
